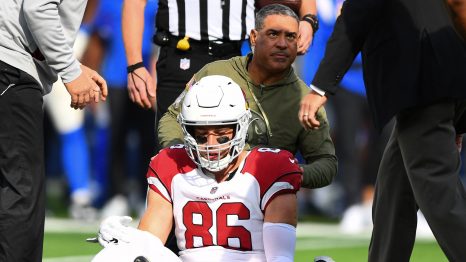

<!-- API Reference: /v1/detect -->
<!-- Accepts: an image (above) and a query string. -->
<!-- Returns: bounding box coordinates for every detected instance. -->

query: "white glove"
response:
[93,226,182,262]
[98,216,135,247]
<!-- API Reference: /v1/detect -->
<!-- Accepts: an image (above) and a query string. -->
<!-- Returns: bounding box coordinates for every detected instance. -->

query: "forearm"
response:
[138,190,173,244]
[23,0,85,83]
[299,0,317,16]
[264,194,297,226]
[122,0,147,65]
[300,155,337,188]
[158,105,185,148]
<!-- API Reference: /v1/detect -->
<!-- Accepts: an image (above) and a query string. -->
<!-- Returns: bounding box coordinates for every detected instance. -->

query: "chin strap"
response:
[201,153,232,172]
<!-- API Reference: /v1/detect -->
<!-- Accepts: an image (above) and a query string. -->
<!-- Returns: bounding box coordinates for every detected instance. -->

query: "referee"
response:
[147,0,255,125]
[122,0,317,120]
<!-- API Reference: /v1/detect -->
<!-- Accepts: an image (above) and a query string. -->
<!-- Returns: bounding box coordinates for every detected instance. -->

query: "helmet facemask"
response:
[178,75,251,172]
[182,113,250,172]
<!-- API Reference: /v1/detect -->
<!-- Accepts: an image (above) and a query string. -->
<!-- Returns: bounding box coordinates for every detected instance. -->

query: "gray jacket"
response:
[0,0,86,93]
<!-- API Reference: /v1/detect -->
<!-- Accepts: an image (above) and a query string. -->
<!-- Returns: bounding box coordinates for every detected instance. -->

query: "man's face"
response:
[193,125,235,160]
[250,14,299,73]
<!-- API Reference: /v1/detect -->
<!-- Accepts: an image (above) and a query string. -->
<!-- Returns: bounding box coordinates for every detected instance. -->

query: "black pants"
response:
[156,44,241,254]
[107,88,155,199]
[369,100,466,262]
[0,61,45,262]
[332,88,392,208]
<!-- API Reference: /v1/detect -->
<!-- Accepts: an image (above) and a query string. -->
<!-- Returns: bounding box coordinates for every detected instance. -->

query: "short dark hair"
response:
[255,4,300,31]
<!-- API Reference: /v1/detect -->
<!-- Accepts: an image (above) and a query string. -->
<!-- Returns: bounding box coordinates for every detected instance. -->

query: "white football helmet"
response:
[178,75,251,172]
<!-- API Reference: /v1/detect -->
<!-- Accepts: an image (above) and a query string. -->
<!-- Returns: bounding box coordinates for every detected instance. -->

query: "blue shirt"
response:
[302,0,365,96]
[92,0,157,88]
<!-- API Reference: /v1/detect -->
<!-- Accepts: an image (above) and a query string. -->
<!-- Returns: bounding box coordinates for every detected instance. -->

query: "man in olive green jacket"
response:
[158,4,336,189]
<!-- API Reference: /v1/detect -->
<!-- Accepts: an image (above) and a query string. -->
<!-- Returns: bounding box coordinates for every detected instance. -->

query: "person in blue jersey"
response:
[90,0,158,217]
[44,23,98,220]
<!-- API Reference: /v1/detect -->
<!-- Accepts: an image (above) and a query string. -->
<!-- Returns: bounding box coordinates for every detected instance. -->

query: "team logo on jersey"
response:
[210,186,218,194]
[180,58,190,70]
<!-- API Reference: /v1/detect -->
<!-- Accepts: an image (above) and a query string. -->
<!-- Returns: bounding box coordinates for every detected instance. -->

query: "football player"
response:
[93,75,302,261]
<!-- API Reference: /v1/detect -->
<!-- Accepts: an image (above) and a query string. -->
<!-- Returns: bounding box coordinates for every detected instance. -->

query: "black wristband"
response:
[127,62,145,73]
[301,14,319,35]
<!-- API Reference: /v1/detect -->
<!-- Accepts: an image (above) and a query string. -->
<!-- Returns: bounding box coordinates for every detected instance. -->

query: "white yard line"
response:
[44,217,138,234]
[45,217,434,239]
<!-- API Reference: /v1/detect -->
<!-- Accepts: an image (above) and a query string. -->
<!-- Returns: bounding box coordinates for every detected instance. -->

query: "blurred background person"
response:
[295,0,391,226]
[44,1,99,221]
[86,0,158,218]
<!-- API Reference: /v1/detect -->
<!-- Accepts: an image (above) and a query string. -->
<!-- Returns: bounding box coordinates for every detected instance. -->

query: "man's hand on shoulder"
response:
[64,65,108,109]
[299,90,327,129]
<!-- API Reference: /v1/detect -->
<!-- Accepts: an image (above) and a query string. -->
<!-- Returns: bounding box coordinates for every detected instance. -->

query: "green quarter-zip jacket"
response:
[158,54,337,188]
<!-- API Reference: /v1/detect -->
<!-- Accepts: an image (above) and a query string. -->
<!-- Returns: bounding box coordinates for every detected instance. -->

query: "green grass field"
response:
[294,239,447,262]
[42,219,447,262]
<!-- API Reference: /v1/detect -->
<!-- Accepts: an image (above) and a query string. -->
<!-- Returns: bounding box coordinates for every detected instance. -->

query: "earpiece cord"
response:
[129,71,148,91]
[245,81,273,137]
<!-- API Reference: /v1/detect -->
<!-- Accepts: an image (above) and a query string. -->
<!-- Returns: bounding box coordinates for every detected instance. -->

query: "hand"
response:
[299,91,327,129]
[64,65,108,109]
[297,20,313,55]
[98,216,135,247]
[127,67,156,109]
[81,65,108,103]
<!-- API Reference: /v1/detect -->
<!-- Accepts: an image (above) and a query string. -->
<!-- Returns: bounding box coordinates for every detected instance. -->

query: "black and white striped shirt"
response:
[156,0,255,41]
